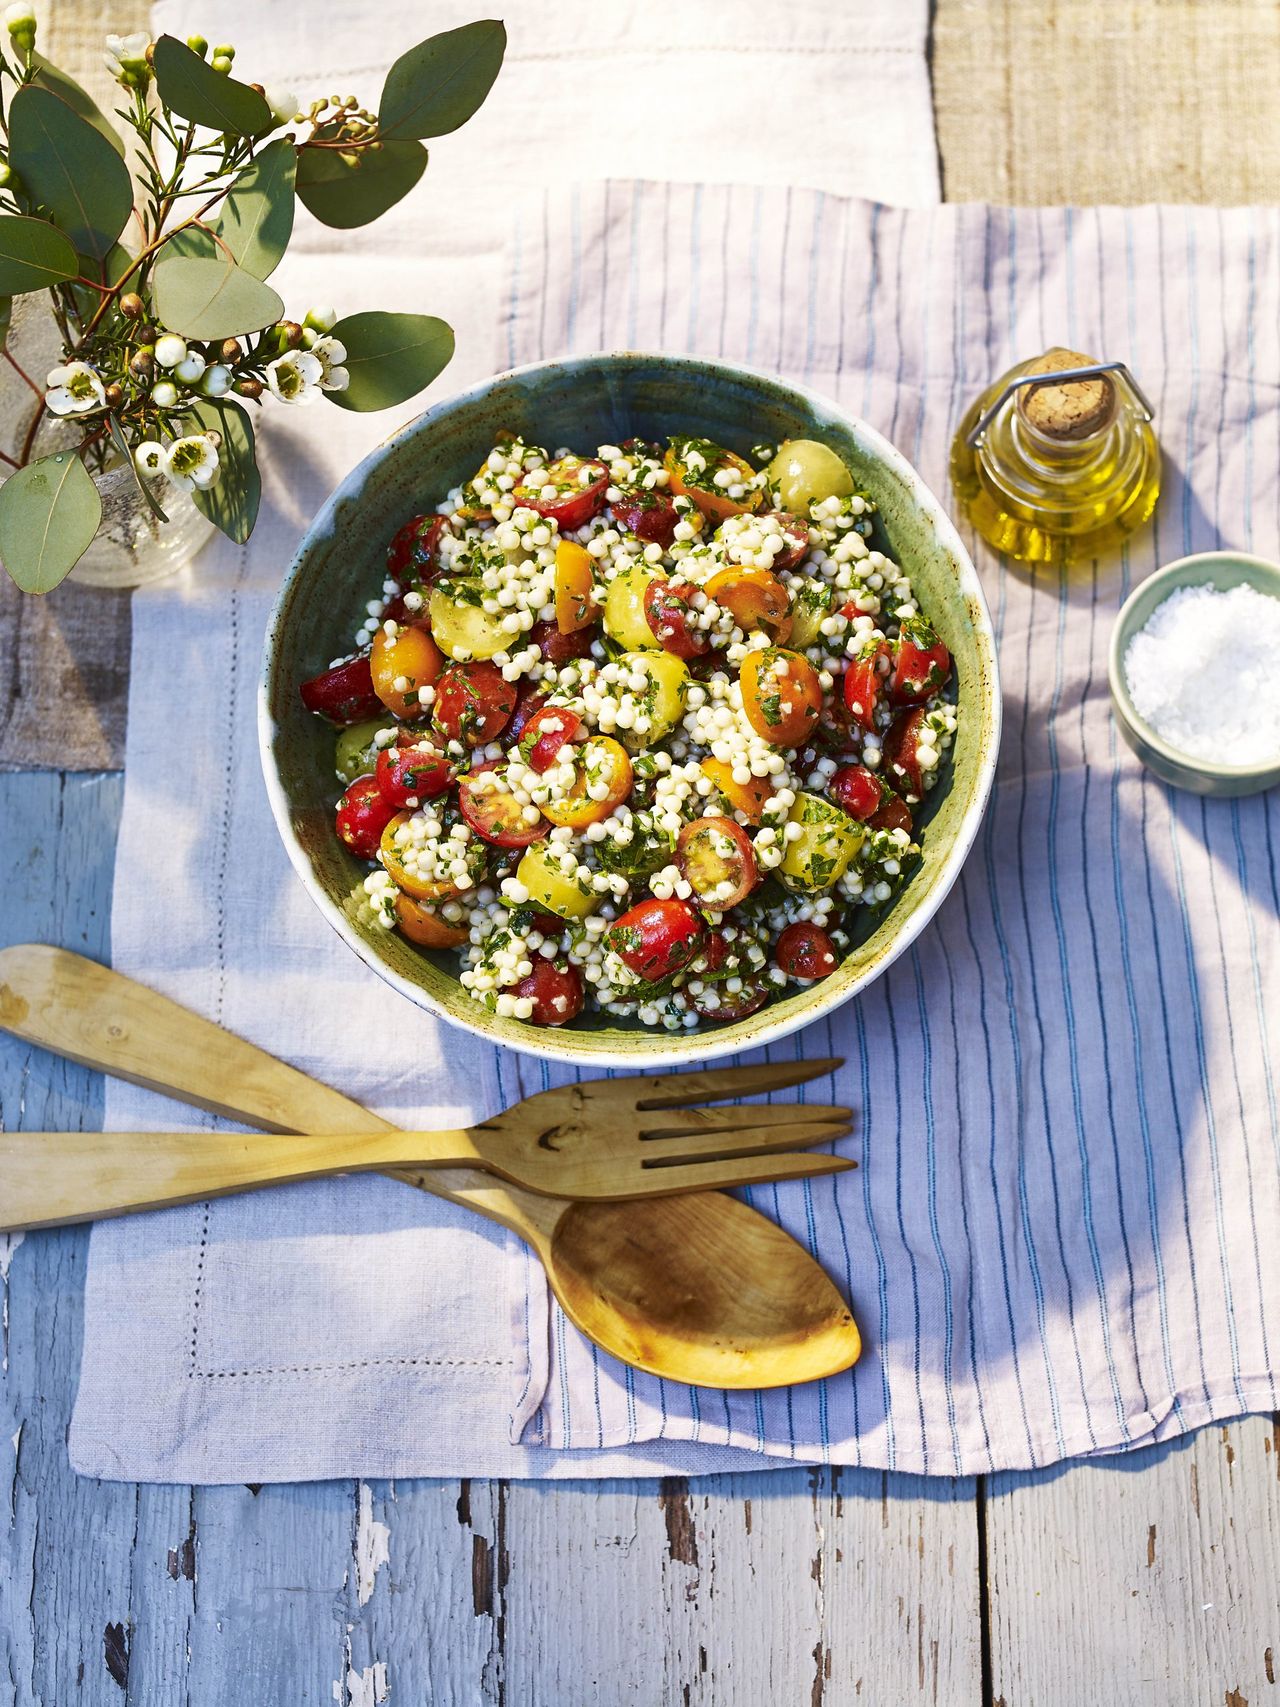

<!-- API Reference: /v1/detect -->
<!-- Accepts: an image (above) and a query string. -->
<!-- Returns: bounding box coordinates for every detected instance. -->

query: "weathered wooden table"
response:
[3,4,1279,1701]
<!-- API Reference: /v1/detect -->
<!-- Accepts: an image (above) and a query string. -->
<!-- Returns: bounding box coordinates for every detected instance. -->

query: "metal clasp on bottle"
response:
[963,361,1156,448]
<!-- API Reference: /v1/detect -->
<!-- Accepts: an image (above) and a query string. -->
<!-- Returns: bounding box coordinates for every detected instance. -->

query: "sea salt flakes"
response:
[1123,581,1280,764]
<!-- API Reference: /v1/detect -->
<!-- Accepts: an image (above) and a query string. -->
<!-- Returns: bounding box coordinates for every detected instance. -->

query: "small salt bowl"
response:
[1108,550,1280,798]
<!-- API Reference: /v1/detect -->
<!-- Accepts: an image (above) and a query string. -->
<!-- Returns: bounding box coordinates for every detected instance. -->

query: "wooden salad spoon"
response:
[0,945,861,1390]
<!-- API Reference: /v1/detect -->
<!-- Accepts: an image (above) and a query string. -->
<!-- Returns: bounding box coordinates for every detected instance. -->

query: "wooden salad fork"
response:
[0,1062,853,1230]
[0,945,861,1388]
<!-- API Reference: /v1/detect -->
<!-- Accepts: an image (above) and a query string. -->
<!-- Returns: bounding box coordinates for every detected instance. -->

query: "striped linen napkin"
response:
[497,187,1280,1471]
[70,188,1280,1481]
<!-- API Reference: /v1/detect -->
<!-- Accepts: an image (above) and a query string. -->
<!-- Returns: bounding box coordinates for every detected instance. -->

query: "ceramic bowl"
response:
[260,353,1002,1067]
[1109,550,1280,798]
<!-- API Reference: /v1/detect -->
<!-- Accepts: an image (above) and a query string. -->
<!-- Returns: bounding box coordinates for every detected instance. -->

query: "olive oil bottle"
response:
[950,348,1160,567]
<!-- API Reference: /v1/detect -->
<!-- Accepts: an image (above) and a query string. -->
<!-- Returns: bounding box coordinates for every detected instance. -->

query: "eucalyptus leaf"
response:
[30,52,126,156]
[213,138,295,279]
[295,138,426,229]
[0,214,79,294]
[160,224,218,263]
[378,20,505,141]
[189,396,260,544]
[8,86,133,263]
[152,35,273,135]
[326,311,454,412]
[152,252,284,339]
[0,452,102,594]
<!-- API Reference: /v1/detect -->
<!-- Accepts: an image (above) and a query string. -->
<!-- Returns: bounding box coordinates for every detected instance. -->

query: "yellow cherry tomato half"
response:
[700,756,775,825]
[705,566,793,643]
[370,624,443,717]
[664,441,762,523]
[515,841,600,919]
[379,812,478,902]
[739,646,823,748]
[394,892,470,948]
[554,538,598,634]
[542,735,634,829]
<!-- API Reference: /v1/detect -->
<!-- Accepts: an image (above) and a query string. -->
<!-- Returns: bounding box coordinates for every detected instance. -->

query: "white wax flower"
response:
[133,441,166,478]
[266,348,322,405]
[311,334,349,393]
[164,434,220,492]
[44,362,105,416]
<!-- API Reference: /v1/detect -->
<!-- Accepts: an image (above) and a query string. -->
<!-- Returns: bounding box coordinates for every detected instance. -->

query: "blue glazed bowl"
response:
[260,353,1002,1067]
[1109,550,1280,798]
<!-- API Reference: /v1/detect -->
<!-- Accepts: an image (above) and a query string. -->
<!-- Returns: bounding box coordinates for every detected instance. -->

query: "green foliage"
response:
[152,253,284,339]
[188,396,260,543]
[213,138,295,279]
[326,312,454,412]
[0,452,102,593]
[378,20,506,140]
[151,35,273,135]
[29,54,126,157]
[8,85,134,264]
[295,137,427,229]
[107,412,168,522]
[0,214,79,294]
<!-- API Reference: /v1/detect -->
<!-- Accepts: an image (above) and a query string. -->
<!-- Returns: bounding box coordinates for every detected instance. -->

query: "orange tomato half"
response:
[379,813,470,901]
[705,567,793,643]
[370,624,444,718]
[394,892,470,948]
[664,444,762,523]
[554,538,597,633]
[700,756,775,825]
[739,647,823,748]
[542,736,634,828]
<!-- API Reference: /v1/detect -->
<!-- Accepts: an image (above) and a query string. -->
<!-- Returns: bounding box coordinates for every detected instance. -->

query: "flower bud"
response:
[338,151,360,170]
[152,380,179,409]
[278,320,304,350]
[155,334,187,369]
[211,53,232,74]
[103,382,124,410]
[303,306,337,334]
[212,42,234,59]
[220,338,242,364]
[201,364,232,398]
[234,377,264,400]
[264,86,298,124]
[186,33,208,56]
[4,3,36,50]
[119,292,145,319]
[138,325,158,345]
[129,348,154,379]
[176,351,207,384]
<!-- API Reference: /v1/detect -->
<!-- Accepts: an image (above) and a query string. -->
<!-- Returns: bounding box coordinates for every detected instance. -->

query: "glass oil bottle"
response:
[950,348,1161,567]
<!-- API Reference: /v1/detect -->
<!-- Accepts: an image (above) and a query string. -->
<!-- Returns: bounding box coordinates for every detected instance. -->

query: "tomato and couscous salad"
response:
[298,431,958,1031]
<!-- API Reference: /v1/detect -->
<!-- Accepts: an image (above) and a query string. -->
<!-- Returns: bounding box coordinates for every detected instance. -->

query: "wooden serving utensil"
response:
[0,945,861,1390]
[1,1068,853,1228]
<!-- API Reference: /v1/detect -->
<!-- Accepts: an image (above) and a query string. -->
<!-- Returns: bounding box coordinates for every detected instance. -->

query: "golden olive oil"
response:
[950,348,1160,567]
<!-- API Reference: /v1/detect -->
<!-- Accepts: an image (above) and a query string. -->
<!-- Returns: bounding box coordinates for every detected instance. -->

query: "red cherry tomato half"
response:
[890,620,951,706]
[519,705,585,773]
[676,816,759,909]
[607,898,707,981]
[375,737,453,808]
[689,976,771,1022]
[764,510,811,572]
[775,921,839,981]
[644,577,710,659]
[529,618,596,666]
[386,513,449,589]
[458,765,549,848]
[512,455,609,532]
[842,639,891,731]
[882,706,930,797]
[613,489,680,548]
[829,763,883,821]
[432,661,516,746]
[869,794,913,835]
[508,958,585,1026]
[508,684,547,744]
[335,775,396,859]
[300,654,383,725]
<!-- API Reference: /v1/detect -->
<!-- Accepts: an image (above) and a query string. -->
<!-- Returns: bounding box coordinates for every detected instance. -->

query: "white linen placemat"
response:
[72,186,1280,1481]
[69,7,942,1482]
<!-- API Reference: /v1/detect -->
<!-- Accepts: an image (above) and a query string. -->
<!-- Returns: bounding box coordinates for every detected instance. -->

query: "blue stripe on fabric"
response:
[744,185,764,364]
[685,183,703,353]
[565,183,582,349]
[912,947,962,1473]
[854,996,895,1467]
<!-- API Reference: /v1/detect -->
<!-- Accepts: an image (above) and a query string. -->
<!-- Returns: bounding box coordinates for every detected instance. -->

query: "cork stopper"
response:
[1016,347,1116,441]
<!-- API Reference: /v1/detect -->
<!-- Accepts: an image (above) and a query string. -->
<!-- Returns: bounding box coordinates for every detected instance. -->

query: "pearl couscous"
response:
[300,431,958,1031]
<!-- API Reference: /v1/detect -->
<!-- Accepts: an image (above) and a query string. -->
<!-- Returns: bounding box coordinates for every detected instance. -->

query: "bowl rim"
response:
[259,350,1003,1068]
[1108,548,1280,782]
